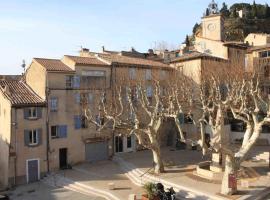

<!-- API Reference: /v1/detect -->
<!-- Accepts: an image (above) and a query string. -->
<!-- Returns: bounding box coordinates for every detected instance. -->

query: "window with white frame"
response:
[51,126,58,138]
[129,68,136,80]
[28,108,37,118]
[145,69,152,80]
[50,97,58,112]
[66,75,74,89]
[29,130,38,145]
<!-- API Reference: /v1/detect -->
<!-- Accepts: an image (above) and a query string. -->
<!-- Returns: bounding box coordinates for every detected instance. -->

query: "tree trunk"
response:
[221,155,237,195]
[152,147,165,174]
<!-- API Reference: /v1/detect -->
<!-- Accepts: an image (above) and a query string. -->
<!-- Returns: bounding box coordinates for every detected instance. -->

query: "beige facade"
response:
[201,14,225,42]
[0,50,174,189]
[245,33,270,46]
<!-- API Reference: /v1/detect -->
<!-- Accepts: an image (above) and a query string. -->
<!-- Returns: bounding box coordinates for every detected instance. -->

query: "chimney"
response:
[102,46,105,52]
[80,47,90,57]
[3,85,10,95]
[148,49,154,55]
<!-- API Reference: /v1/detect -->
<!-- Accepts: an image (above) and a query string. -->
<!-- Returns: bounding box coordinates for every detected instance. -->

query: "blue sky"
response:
[0,0,267,74]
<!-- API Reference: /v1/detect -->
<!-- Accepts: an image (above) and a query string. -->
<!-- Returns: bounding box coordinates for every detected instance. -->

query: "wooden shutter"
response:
[24,130,30,146]
[24,108,30,119]
[37,108,42,118]
[73,75,80,88]
[178,113,185,124]
[59,125,67,138]
[37,129,42,145]
[74,116,81,129]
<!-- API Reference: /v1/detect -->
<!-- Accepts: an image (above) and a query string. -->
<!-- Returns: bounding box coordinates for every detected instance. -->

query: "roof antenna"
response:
[21,59,26,73]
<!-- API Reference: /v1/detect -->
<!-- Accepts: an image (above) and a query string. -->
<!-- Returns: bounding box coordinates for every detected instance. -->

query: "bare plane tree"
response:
[199,73,270,195]
[82,73,193,174]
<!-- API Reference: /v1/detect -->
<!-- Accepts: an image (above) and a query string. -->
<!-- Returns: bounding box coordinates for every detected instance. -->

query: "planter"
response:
[141,194,159,200]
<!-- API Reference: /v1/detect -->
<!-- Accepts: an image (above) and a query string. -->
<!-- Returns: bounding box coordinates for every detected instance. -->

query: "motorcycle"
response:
[156,183,176,200]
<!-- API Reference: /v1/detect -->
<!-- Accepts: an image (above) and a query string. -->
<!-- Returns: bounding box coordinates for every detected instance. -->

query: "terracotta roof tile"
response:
[34,58,74,72]
[98,53,170,68]
[0,80,45,106]
[65,55,109,66]
[247,44,270,52]
[170,51,227,63]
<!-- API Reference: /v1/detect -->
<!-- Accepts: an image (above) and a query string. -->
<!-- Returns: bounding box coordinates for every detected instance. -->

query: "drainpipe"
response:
[111,63,116,157]
[45,76,50,173]
[13,108,17,186]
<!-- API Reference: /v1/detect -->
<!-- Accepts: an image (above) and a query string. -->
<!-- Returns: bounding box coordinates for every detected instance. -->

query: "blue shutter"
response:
[74,116,81,129]
[37,107,42,118]
[24,130,30,146]
[59,125,67,138]
[73,75,80,88]
[178,113,185,124]
[37,129,42,145]
[95,115,100,125]
[24,108,29,119]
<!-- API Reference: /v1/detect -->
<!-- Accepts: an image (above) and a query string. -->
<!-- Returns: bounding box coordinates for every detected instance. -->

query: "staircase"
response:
[113,156,227,200]
[42,173,120,200]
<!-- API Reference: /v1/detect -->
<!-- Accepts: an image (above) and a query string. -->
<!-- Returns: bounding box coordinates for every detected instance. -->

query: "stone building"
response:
[0,50,173,189]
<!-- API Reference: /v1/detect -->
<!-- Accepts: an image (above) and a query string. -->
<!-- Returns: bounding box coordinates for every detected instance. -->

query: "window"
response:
[145,69,152,80]
[24,107,42,119]
[95,115,104,130]
[28,108,37,118]
[146,86,152,97]
[51,125,67,139]
[81,115,88,128]
[51,126,58,138]
[73,75,80,88]
[129,68,136,80]
[88,93,94,104]
[264,66,270,78]
[127,136,132,148]
[244,55,248,71]
[75,93,81,104]
[50,97,58,112]
[131,87,138,102]
[262,125,270,134]
[29,130,38,145]
[160,70,167,80]
[81,70,106,89]
[24,129,41,147]
[230,120,246,132]
[74,115,88,129]
[66,75,74,89]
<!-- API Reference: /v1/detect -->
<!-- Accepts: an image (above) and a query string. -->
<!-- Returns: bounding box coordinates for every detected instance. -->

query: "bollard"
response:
[108,182,115,190]
[128,194,136,200]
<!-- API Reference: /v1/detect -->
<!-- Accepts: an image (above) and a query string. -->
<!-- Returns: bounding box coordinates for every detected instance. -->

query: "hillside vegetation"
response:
[191,2,270,42]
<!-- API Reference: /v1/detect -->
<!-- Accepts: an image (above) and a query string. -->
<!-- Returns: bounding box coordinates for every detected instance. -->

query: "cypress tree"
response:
[185,35,190,46]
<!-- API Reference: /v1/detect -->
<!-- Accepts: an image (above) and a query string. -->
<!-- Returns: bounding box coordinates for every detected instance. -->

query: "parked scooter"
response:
[156,183,176,200]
